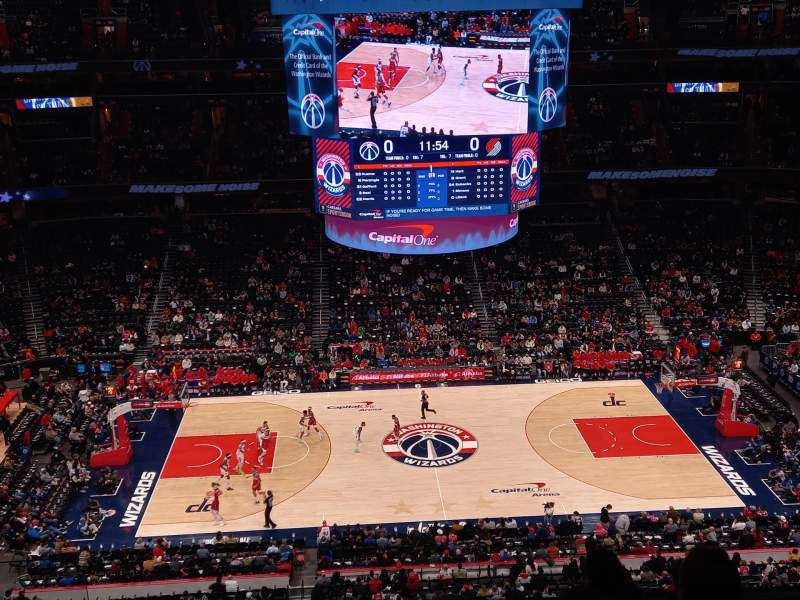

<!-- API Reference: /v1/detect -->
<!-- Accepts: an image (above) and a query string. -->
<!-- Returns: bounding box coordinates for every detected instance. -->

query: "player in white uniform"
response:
[256,421,270,466]
[297,410,308,440]
[374,60,385,86]
[235,439,247,475]
[425,48,436,73]
[460,59,471,86]
[388,48,399,85]
[351,64,366,98]
[353,421,365,452]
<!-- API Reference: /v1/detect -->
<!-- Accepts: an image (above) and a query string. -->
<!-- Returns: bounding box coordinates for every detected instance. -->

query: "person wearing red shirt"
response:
[406,570,420,593]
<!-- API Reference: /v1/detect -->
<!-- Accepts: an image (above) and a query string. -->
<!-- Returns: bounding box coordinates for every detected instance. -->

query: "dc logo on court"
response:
[482,72,528,103]
[316,153,350,196]
[382,422,477,468]
[538,87,558,123]
[300,93,325,130]
[358,141,380,161]
[510,147,538,191]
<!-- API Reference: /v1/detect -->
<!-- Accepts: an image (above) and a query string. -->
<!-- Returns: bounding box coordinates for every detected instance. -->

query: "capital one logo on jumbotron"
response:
[292,22,325,36]
[368,224,438,248]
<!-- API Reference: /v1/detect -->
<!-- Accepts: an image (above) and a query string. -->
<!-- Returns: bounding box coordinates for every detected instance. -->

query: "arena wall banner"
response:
[349,367,490,385]
[282,14,337,136]
[528,9,571,131]
[324,213,519,255]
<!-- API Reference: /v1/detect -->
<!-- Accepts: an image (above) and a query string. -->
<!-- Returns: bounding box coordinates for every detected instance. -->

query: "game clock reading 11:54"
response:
[350,135,511,220]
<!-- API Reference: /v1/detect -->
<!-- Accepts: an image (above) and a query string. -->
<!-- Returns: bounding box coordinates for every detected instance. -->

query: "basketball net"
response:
[655,381,664,395]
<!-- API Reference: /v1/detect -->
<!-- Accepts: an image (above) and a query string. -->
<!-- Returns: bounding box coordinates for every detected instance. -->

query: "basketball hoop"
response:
[655,381,664,395]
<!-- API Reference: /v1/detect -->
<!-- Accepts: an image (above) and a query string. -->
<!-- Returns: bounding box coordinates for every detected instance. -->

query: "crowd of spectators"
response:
[0,0,280,62]
[317,507,800,572]
[0,241,29,365]
[313,509,800,598]
[336,10,531,49]
[326,245,493,371]
[618,202,749,348]
[99,96,308,185]
[755,206,800,339]
[4,0,800,65]
[151,215,320,392]
[0,375,117,553]
[20,534,297,590]
[28,220,166,358]
[481,215,659,381]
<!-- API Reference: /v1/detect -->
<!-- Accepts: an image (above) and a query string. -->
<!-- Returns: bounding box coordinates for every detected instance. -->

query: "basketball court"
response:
[336,42,529,134]
[134,380,743,539]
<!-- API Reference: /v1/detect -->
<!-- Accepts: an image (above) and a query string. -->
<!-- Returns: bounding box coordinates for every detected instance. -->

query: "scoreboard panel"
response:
[314,134,539,220]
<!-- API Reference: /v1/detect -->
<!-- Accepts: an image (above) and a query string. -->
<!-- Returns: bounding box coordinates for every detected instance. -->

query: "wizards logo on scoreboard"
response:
[314,139,352,217]
[282,14,337,136]
[510,133,540,211]
[529,9,570,131]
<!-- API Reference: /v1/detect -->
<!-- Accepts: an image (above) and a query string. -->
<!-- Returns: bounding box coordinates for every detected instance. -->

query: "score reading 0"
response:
[314,134,539,221]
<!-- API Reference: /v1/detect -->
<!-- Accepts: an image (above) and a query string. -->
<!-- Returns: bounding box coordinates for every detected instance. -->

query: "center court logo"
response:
[316,153,350,196]
[383,422,477,468]
[483,72,529,103]
[510,147,538,191]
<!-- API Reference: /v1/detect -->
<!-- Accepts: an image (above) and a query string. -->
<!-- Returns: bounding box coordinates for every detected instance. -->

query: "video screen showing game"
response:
[334,11,531,136]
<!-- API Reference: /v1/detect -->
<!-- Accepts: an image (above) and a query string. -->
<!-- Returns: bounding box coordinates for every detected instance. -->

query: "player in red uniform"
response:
[436,47,444,74]
[307,407,324,441]
[388,48,399,85]
[497,54,503,75]
[337,87,344,109]
[391,414,401,441]
[207,482,224,525]
[376,81,391,107]
[250,466,264,504]
[218,452,233,490]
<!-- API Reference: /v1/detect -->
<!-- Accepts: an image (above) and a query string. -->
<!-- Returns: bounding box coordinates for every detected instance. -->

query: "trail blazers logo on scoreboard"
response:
[482,71,529,103]
[383,422,477,468]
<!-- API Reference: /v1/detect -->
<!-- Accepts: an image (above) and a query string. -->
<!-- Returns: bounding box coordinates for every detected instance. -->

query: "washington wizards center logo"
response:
[316,153,350,196]
[483,72,528,103]
[383,422,477,468]
[510,147,538,191]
